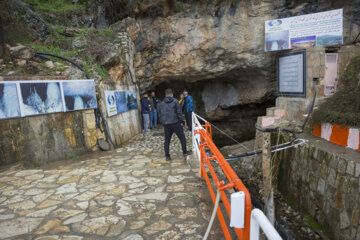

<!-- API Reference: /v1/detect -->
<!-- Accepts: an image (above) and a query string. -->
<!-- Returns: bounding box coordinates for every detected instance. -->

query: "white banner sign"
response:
[104,91,117,117]
[265,9,343,52]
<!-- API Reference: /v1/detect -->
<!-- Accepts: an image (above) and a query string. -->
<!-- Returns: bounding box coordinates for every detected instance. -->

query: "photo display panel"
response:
[0,82,21,119]
[20,81,64,116]
[104,90,138,117]
[62,80,97,111]
[0,79,97,120]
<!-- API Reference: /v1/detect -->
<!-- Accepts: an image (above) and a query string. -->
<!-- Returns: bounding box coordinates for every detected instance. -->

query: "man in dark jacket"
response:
[150,91,160,128]
[157,88,192,161]
[140,93,150,133]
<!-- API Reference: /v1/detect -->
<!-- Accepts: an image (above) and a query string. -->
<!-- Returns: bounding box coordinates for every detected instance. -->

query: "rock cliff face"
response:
[3,0,359,144]
[105,0,360,143]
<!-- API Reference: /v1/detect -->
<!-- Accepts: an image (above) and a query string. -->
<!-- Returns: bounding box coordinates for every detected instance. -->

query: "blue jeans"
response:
[143,114,150,133]
[150,109,157,128]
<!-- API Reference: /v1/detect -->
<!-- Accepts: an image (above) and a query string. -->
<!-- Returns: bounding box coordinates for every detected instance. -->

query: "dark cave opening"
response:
[150,79,276,147]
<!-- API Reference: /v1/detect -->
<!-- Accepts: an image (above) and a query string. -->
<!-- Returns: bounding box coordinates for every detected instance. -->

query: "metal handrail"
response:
[192,113,252,239]
[250,209,282,240]
[192,112,282,240]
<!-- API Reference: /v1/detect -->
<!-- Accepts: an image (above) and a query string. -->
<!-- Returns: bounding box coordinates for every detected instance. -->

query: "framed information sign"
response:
[277,49,306,97]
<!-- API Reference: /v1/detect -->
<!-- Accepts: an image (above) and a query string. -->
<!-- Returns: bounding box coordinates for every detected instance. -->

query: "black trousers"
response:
[164,122,187,157]
[185,111,192,131]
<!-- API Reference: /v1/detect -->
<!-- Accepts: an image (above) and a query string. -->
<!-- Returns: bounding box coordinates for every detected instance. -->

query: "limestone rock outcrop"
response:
[107,0,360,114]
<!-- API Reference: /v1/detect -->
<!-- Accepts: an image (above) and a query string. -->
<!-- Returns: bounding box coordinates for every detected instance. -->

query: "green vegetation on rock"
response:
[23,0,85,14]
[176,1,184,11]
[304,214,333,239]
[18,25,117,80]
[312,54,360,128]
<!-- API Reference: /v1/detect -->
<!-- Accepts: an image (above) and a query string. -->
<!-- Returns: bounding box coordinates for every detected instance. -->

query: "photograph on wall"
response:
[265,30,290,52]
[126,91,138,110]
[265,9,343,52]
[316,35,343,46]
[291,36,316,49]
[115,91,127,114]
[62,80,97,111]
[20,82,63,116]
[0,83,21,119]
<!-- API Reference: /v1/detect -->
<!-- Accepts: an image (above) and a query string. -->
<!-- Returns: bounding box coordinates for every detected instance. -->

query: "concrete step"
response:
[257,115,291,129]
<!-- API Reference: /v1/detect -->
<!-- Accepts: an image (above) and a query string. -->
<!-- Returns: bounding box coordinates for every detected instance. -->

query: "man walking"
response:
[157,89,192,161]
[183,89,194,132]
[150,90,160,129]
[141,93,150,133]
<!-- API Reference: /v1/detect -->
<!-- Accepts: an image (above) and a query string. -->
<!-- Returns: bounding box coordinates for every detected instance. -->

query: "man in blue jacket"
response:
[183,89,194,132]
[157,88,192,161]
[141,93,150,133]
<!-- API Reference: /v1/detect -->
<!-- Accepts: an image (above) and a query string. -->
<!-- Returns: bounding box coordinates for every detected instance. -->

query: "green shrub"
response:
[312,54,360,128]
[23,0,85,14]
[176,1,184,11]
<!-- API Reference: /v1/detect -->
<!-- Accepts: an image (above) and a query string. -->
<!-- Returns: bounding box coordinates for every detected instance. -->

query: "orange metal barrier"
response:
[195,122,252,240]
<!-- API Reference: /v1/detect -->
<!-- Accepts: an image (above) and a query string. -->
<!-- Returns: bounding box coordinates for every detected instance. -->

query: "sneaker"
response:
[166,156,171,161]
[183,150,192,159]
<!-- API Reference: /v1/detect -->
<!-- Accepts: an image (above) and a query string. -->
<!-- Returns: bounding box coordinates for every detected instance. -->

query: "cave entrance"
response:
[152,79,195,100]
[152,79,275,147]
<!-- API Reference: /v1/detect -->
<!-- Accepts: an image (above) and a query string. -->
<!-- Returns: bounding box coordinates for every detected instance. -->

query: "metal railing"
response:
[192,113,282,240]
[250,209,282,240]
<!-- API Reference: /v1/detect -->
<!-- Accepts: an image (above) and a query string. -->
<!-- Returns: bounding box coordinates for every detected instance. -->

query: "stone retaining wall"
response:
[0,110,89,166]
[278,136,360,240]
[0,33,142,166]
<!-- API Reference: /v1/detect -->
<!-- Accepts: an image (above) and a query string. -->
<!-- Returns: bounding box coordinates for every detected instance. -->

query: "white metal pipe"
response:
[250,208,282,240]
[271,139,308,152]
[194,112,207,123]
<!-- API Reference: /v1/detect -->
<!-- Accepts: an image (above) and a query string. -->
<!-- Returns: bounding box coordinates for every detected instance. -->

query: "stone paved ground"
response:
[0,128,224,240]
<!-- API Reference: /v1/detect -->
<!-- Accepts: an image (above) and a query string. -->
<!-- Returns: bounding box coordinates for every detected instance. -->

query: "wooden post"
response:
[261,132,275,224]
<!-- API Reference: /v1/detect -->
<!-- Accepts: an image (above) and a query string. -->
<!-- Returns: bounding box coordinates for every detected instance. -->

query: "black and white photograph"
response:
[62,80,97,111]
[0,83,21,119]
[20,82,63,116]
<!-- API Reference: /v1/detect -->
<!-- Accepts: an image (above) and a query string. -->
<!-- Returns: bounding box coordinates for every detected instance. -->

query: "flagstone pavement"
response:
[0,128,224,240]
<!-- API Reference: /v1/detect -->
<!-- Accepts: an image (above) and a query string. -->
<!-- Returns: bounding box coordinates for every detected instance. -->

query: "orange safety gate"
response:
[195,122,252,240]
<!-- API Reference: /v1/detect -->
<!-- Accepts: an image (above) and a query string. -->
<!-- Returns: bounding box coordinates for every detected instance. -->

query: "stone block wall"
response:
[0,76,95,166]
[278,137,360,240]
[0,111,90,166]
